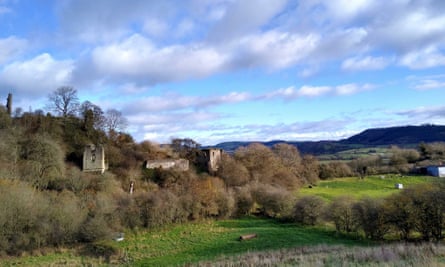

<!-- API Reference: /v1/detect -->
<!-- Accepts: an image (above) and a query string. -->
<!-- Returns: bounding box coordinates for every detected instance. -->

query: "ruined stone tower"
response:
[6,93,12,115]
[83,144,107,173]
[200,148,222,174]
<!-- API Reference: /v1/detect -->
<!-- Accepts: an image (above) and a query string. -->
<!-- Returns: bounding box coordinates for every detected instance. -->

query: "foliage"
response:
[292,195,326,226]
[353,198,389,240]
[326,196,358,233]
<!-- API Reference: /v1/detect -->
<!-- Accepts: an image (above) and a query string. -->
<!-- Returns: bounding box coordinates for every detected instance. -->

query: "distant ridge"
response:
[212,125,445,155]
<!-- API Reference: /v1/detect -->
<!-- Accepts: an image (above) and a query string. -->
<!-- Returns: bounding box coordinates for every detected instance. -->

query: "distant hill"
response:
[212,125,445,155]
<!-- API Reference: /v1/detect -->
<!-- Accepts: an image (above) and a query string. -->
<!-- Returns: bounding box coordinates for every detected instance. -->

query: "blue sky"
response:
[0,0,445,145]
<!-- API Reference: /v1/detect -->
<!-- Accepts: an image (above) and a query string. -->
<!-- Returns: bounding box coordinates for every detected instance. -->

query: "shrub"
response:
[79,215,113,243]
[136,189,185,228]
[82,240,120,262]
[353,198,389,240]
[326,196,358,233]
[0,181,50,254]
[252,184,294,218]
[46,190,88,246]
[293,195,325,225]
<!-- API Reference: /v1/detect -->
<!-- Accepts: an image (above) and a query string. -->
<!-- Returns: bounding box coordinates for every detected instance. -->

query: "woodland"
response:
[1,87,445,261]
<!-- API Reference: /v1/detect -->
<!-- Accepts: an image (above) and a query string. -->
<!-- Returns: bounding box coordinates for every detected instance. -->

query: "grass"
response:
[193,242,445,267]
[298,174,437,201]
[0,217,368,266]
[119,217,369,266]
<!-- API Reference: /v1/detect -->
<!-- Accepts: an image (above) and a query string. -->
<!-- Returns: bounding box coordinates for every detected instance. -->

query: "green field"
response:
[298,175,437,201]
[119,218,369,266]
[2,218,368,266]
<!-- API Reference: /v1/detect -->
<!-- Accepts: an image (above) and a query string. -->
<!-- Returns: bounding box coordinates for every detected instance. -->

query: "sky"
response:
[0,0,445,145]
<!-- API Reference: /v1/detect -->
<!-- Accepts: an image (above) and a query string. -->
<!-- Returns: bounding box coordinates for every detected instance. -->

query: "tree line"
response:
[294,183,445,242]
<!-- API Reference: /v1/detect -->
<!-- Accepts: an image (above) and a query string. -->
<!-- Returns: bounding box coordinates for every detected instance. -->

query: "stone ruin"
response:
[6,93,12,115]
[83,144,107,173]
[145,158,189,171]
[144,148,222,174]
[199,148,222,174]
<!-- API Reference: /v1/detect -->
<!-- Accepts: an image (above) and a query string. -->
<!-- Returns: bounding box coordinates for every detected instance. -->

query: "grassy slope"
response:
[298,175,437,201]
[1,218,368,266]
[123,218,368,266]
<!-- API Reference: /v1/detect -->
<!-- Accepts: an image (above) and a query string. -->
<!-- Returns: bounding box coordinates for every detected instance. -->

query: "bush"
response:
[136,189,185,228]
[353,198,388,240]
[0,181,50,254]
[233,186,254,216]
[83,240,120,262]
[293,195,325,225]
[46,190,88,246]
[79,215,113,243]
[252,184,294,218]
[326,196,358,233]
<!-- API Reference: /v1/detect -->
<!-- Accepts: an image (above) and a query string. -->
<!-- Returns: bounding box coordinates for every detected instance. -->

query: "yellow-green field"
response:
[298,175,437,201]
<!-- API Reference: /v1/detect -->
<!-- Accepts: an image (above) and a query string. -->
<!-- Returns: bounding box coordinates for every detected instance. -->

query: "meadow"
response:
[1,217,368,266]
[298,174,437,201]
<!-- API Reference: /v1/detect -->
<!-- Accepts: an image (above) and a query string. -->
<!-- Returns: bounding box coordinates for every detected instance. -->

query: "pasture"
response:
[298,175,437,201]
[2,218,367,266]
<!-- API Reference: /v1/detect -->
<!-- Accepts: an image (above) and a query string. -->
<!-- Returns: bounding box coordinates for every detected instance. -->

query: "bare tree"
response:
[104,109,128,133]
[47,86,79,117]
[79,101,105,130]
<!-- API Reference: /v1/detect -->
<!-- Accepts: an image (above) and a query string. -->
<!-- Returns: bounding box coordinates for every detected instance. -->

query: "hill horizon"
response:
[211,124,445,155]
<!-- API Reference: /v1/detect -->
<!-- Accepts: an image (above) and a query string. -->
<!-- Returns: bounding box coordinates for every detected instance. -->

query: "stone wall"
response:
[145,158,189,171]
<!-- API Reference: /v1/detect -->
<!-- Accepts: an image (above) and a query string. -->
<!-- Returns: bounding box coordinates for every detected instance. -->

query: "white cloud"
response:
[322,0,374,22]
[123,91,251,114]
[395,105,445,123]
[264,83,373,99]
[362,3,445,55]
[342,56,391,71]
[175,19,195,38]
[413,79,445,90]
[232,31,320,70]
[399,46,445,69]
[208,0,288,42]
[335,83,373,95]
[297,85,331,97]
[143,18,169,37]
[92,34,228,83]
[56,0,177,43]
[0,53,74,95]
[0,36,28,64]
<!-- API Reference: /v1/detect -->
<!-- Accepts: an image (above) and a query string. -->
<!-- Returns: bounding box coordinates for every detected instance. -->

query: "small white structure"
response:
[395,183,403,189]
[426,166,445,177]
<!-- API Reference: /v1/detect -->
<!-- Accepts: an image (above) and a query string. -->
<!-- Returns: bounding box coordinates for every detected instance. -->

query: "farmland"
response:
[298,175,437,201]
